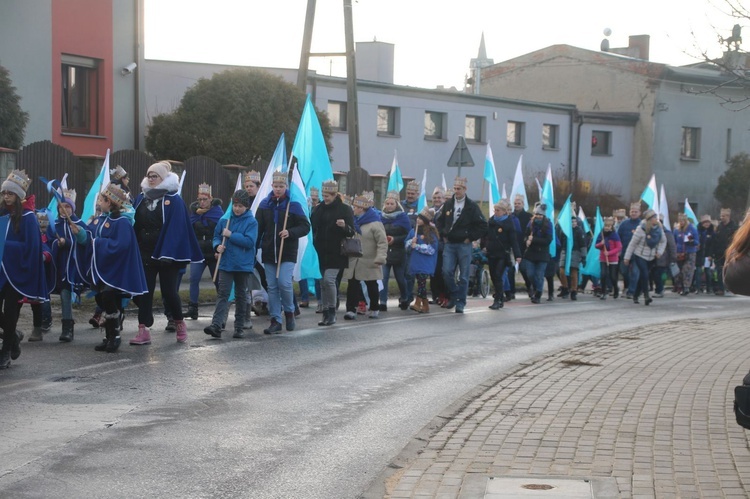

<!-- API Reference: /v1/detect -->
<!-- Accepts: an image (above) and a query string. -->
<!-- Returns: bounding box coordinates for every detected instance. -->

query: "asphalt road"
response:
[1,292,746,498]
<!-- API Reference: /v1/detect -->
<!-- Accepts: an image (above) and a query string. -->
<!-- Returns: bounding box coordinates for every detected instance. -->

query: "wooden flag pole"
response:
[213,218,231,283]
[276,159,297,278]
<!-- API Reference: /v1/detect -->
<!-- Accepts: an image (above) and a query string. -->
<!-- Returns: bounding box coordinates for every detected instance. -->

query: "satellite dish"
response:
[603,27,612,37]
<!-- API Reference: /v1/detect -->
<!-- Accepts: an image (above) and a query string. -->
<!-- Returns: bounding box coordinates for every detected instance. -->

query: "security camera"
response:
[121,62,137,76]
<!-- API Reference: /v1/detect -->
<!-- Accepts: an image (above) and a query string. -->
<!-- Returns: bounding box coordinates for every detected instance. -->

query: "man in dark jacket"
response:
[711,207,738,295]
[523,203,554,304]
[256,171,310,334]
[483,200,522,310]
[435,177,487,313]
[617,202,642,298]
[186,183,223,319]
[511,194,532,299]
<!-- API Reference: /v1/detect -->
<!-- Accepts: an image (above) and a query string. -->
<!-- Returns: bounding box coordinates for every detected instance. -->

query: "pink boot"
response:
[129,324,151,345]
[175,320,187,343]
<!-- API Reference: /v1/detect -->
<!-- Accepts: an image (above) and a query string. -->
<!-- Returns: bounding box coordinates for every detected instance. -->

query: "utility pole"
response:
[297,0,367,195]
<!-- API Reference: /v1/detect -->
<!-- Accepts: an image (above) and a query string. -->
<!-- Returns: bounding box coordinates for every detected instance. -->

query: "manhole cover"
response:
[485,477,592,497]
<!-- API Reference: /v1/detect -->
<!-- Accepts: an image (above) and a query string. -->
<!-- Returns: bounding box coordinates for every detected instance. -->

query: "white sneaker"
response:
[368,310,379,319]
[344,311,357,320]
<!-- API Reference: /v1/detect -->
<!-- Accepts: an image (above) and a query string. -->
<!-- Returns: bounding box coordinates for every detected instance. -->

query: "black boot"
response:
[532,291,542,304]
[0,349,10,369]
[323,307,337,326]
[187,302,199,320]
[570,290,577,301]
[318,308,330,326]
[59,319,75,342]
[613,286,619,299]
[104,317,121,353]
[644,291,653,306]
[557,287,569,298]
[488,295,503,310]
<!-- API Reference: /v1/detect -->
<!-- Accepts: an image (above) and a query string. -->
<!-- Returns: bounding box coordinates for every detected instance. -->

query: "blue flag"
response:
[417,169,427,212]
[292,95,333,196]
[581,207,603,278]
[483,143,501,216]
[541,166,556,256]
[558,195,573,275]
[82,149,110,223]
[290,163,321,281]
[387,151,404,194]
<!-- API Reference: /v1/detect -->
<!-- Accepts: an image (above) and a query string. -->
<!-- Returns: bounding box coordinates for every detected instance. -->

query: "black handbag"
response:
[340,237,363,257]
[734,384,750,429]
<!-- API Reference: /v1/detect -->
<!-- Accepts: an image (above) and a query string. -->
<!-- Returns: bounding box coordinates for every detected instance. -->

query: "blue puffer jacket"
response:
[213,209,258,272]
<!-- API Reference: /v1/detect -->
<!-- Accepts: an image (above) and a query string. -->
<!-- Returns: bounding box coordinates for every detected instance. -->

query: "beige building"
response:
[477,37,750,214]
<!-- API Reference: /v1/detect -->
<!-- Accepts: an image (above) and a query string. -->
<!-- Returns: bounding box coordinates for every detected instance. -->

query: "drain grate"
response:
[459,475,618,498]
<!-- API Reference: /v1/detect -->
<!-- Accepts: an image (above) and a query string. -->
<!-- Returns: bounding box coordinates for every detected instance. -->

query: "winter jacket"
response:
[595,230,622,264]
[435,195,487,244]
[712,220,738,263]
[617,217,641,254]
[256,190,310,264]
[656,229,677,267]
[482,215,521,261]
[405,228,439,276]
[342,210,388,281]
[190,198,223,260]
[213,209,258,273]
[523,217,554,263]
[311,196,355,270]
[381,209,411,265]
[624,222,667,262]
[674,223,699,255]
[558,223,587,269]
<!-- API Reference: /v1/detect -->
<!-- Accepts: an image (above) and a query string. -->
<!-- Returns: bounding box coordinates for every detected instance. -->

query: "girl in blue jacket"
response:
[204,190,259,339]
[405,207,439,313]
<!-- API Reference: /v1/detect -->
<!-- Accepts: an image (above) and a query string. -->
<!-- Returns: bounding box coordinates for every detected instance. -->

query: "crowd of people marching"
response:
[0,166,743,369]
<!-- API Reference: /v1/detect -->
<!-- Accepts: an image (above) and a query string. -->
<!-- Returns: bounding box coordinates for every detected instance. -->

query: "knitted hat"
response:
[1,170,30,200]
[102,182,129,207]
[322,179,338,194]
[453,177,468,188]
[643,209,657,220]
[245,170,261,185]
[533,203,546,215]
[147,161,171,180]
[232,189,251,208]
[418,206,435,222]
[352,191,374,209]
[406,180,420,192]
[385,190,400,202]
[110,165,128,181]
[272,170,288,185]
[198,183,212,198]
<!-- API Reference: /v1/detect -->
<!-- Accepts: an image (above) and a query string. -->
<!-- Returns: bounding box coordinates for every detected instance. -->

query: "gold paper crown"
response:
[385,190,400,202]
[444,188,454,198]
[406,180,420,192]
[603,216,615,226]
[613,208,626,217]
[6,169,30,192]
[110,165,127,180]
[244,170,261,184]
[453,176,467,188]
[198,183,212,197]
[309,186,319,195]
[102,182,129,207]
[272,170,288,185]
[352,191,375,209]
[63,188,76,203]
[321,179,338,194]
[630,202,641,211]
[419,206,435,221]
[721,208,732,215]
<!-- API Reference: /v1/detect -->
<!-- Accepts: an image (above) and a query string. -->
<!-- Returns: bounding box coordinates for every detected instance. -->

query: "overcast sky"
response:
[145,0,740,89]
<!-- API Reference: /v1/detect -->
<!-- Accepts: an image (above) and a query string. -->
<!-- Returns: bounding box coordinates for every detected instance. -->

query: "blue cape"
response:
[88,215,148,296]
[134,192,204,263]
[0,210,48,301]
[190,203,223,226]
[49,216,91,291]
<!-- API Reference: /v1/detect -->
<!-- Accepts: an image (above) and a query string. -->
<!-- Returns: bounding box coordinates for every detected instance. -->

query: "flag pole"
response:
[276,158,297,278]
[213,218,231,283]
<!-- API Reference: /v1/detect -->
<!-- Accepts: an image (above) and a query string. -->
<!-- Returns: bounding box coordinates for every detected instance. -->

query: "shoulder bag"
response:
[340,237,363,258]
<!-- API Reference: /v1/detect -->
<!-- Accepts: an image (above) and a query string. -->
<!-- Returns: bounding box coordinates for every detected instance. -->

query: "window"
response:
[61,55,100,135]
[681,127,701,159]
[506,121,525,146]
[542,124,559,149]
[465,115,485,143]
[591,130,611,156]
[424,111,446,140]
[377,106,398,136]
[327,101,347,131]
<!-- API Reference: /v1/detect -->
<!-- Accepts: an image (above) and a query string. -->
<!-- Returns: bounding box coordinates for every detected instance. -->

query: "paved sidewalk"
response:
[370,316,750,498]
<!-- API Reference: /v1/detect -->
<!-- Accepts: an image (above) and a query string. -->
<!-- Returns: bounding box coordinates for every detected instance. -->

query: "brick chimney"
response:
[628,35,650,61]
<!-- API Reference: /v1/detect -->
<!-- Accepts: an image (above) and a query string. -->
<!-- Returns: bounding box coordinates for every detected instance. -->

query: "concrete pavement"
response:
[366,313,750,498]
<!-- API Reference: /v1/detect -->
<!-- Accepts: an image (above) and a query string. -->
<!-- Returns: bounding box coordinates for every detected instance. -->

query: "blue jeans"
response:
[212,270,249,331]
[264,262,295,322]
[190,259,217,304]
[629,255,651,297]
[380,262,407,305]
[442,242,472,306]
[525,260,547,296]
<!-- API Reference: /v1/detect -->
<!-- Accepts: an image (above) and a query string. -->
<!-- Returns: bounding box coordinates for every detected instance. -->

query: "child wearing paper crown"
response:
[405,207,439,314]
[0,170,48,369]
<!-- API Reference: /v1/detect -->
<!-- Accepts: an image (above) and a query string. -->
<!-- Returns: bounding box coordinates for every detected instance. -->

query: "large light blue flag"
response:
[684,198,698,224]
[417,169,427,212]
[220,172,244,222]
[82,149,110,223]
[640,174,659,213]
[292,95,333,196]
[541,166,556,256]
[558,195,573,275]
[483,143,500,217]
[387,150,404,194]
[581,207,603,278]
[290,163,321,281]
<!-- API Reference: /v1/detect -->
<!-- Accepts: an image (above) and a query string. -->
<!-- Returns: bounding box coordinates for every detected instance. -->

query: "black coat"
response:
[310,196,355,270]
[483,216,522,261]
[523,217,554,263]
[712,220,738,263]
[255,194,310,264]
[435,195,487,243]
